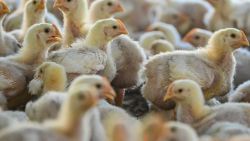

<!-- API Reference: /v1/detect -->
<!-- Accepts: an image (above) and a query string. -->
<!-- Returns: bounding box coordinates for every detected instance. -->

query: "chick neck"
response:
[84,28,108,50]
[54,98,91,138]
[43,69,67,93]
[176,90,210,124]
[8,35,48,66]
[203,37,234,66]
[62,0,88,47]
[21,9,45,38]
[214,0,232,20]
[88,3,109,24]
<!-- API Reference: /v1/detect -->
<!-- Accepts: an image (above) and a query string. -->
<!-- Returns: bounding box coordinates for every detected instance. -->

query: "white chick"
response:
[0,23,62,107]
[139,31,166,55]
[150,40,175,55]
[156,0,211,36]
[116,0,152,33]
[164,79,250,134]
[233,48,250,87]
[48,18,128,81]
[28,62,67,96]
[26,75,115,141]
[147,22,195,51]
[183,28,212,48]
[204,122,250,141]
[142,28,249,110]
[142,114,199,141]
[99,100,141,141]
[109,35,146,105]
[25,75,116,122]
[147,22,181,45]
[54,0,89,47]
[0,75,104,141]
[88,0,124,24]
[204,0,235,31]
[229,80,250,103]
[0,111,28,131]
[10,0,46,42]
[0,1,21,57]
[3,0,29,31]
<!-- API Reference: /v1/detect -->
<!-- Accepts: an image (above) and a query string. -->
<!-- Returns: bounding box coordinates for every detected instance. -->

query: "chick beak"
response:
[47,24,62,44]
[240,30,249,47]
[163,83,175,101]
[36,0,45,12]
[0,2,10,15]
[53,0,63,9]
[183,29,197,43]
[117,19,129,35]
[101,77,116,102]
[111,3,124,13]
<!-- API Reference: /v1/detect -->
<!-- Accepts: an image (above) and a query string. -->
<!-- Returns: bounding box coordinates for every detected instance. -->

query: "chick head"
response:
[183,28,212,48]
[209,28,249,50]
[54,0,85,13]
[24,23,62,48]
[26,0,46,14]
[163,79,204,103]
[69,75,116,104]
[164,122,198,141]
[91,0,124,18]
[0,0,9,16]
[150,40,174,55]
[91,18,128,41]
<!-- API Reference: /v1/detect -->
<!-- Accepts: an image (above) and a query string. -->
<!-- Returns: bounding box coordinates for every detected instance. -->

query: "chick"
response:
[0,111,28,131]
[147,22,195,51]
[48,18,128,81]
[0,23,62,107]
[99,100,141,141]
[229,80,250,103]
[88,0,124,24]
[229,135,250,141]
[0,75,104,141]
[147,22,181,45]
[150,40,175,55]
[204,122,250,141]
[183,28,212,48]
[164,79,250,134]
[3,0,29,31]
[156,0,211,36]
[139,31,166,56]
[233,48,250,87]
[109,35,146,106]
[54,0,88,47]
[142,28,249,110]
[10,0,46,42]
[28,62,67,96]
[25,75,116,122]
[204,0,235,31]
[0,1,21,57]
[142,114,199,141]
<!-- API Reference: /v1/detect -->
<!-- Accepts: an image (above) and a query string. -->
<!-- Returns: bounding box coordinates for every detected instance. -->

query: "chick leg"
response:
[115,88,125,107]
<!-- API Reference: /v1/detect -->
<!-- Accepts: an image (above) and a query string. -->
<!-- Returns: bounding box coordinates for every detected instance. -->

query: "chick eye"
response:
[170,127,177,133]
[178,89,183,93]
[39,69,43,74]
[44,28,50,33]
[112,25,118,29]
[33,0,37,4]
[67,0,72,2]
[195,36,200,40]
[107,2,113,6]
[230,33,236,38]
[95,84,103,89]
[160,37,165,40]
